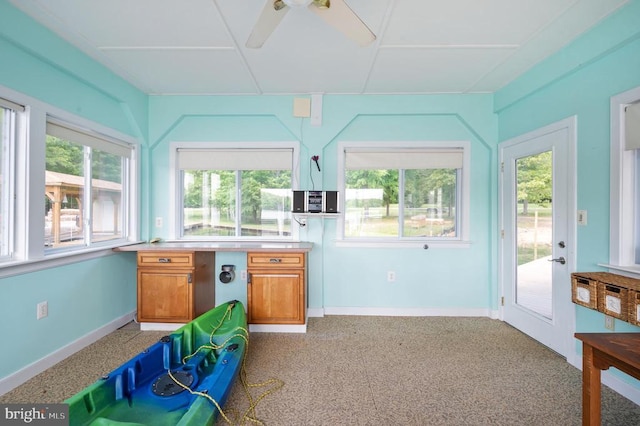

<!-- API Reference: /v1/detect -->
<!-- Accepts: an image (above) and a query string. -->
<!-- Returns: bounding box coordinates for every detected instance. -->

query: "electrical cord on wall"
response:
[310,155,320,190]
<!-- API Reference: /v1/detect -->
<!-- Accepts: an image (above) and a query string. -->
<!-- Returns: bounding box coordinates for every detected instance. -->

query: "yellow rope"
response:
[167,303,284,425]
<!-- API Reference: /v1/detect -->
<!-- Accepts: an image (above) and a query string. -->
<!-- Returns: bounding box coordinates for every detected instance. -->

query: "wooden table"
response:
[574,333,640,425]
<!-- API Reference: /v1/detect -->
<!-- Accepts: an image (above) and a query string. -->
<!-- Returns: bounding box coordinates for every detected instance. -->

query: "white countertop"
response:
[114,241,313,252]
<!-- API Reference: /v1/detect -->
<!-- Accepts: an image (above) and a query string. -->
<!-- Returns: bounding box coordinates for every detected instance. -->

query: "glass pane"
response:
[403,169,457,237]
[183,170,236,237]
[182,169,292,238]
[45,135,85,248]
[240,170,291,237]
[0,108,12,257]
[515,151,553,319]
[91,149,124,243]
[344,169,398,237]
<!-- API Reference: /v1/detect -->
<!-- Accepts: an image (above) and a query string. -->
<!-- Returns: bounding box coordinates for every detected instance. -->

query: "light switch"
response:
[577,210,587,225]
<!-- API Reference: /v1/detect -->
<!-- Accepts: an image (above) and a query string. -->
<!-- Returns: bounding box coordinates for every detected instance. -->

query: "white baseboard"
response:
[249,323,307,333]
[139,322,184,331]
[0,311,135,397]
[307,307,325,318]
[322,306,494,317]
[568,354,640,406]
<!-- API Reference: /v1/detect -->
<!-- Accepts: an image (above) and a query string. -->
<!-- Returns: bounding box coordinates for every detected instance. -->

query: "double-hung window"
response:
[171,143,298,240]
[610,86,640,272]
[0,98,22,259]
[45,119,132,251]
[338,141,470,246]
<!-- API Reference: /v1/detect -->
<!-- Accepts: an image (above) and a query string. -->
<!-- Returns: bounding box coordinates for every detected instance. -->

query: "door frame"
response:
[498,116,577,360]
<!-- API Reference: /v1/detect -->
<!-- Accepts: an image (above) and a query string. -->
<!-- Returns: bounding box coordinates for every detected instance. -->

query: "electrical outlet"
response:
[155,217,163,228]
[37,301,48,320]
[240,270,247,281]
[605,314,615,330]
[387,271,396,282]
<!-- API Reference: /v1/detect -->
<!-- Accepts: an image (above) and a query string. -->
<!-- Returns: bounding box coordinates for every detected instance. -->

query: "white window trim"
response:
[168,141,301,242]
[607,86,640,276]
[336,140,471,248]
[0,84,139,276]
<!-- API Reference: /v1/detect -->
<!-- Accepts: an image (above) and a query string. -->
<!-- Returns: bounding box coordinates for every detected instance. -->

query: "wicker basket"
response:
[597,280,629,321]
[629,290,640,326]
[571,273,599,309]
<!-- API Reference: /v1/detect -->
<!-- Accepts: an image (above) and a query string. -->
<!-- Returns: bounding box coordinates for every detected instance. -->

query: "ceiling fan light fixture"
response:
[282,0,313,8]
[316,0,330,9]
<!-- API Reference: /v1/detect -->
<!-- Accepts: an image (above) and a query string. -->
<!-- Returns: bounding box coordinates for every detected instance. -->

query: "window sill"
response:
[598,263,640,279]
[334,239,472,249]
[0,243,132,279]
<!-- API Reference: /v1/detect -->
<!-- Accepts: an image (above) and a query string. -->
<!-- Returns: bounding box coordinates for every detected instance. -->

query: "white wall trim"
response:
[249,324,307,333]
[307,307,325,318]
[0,311,135,397]
[323,306,493,317]
[568,355,640,406]
[610,86,640,266]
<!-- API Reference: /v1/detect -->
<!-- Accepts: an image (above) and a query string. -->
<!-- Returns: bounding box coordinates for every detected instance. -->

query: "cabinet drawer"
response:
[247,252,305,269]
[138,251,194,268]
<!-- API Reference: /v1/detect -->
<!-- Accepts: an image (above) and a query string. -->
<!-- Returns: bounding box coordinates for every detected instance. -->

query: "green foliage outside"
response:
[345,168,457,237]
[46,136,122,182]
[517,151,552,214]
[183,170,292,236]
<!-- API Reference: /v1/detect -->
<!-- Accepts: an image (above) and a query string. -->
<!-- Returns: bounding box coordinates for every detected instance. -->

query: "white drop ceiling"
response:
[8,0,629,95]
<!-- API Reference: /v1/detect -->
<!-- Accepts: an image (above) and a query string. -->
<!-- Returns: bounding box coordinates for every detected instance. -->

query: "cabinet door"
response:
[137,270,193,322]
[248,269,304,324]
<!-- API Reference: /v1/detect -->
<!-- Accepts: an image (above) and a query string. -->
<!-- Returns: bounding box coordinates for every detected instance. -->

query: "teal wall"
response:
[2,0,640,397]
[0,1,147,380]
[494,0,640,380]
[148,94,498,311]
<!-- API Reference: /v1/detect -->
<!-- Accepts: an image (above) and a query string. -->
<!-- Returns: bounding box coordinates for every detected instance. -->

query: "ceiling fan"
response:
[246,0,376,48]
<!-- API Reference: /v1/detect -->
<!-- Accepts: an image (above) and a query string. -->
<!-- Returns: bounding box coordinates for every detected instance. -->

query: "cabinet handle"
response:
[269,258,282,263]
[188,273,192,284]
[158,258,171,263]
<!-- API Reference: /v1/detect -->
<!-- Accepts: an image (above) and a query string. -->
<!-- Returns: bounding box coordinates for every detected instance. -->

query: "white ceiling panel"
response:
[24,0,231,47]
[6,0,631,95]
[383,0,576,46]
[367,47,516,93]
[100,48,258,95]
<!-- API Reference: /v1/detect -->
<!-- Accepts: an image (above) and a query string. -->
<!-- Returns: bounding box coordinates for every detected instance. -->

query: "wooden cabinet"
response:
[137,251,215,323]
[247,252,305,325]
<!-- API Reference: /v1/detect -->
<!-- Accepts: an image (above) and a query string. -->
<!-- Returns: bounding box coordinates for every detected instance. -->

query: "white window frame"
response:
[0,84,138,278]
[608,86,640,275]
[168,141,300,241]
[0,97,23,260]
[336,140,471,248]
[44,117,134,253]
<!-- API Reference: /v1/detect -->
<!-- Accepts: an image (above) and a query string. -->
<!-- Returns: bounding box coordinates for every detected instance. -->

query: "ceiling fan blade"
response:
[310,0,376,47]
[246,1,290,48]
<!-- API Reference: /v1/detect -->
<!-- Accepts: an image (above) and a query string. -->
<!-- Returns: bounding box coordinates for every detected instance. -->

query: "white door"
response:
[499,118,576,358]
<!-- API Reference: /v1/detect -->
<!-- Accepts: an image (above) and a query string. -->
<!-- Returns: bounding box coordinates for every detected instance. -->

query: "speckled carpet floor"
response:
[2,316,640,425]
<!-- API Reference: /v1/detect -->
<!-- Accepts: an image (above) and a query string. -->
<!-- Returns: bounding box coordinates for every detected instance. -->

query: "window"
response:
[0,98,22,259]
[338,141,470,246]
[610,86,640,272]
[171,143,299,240]
[45,119,131,251]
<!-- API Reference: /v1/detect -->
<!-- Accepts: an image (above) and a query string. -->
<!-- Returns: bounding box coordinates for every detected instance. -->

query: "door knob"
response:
[549,256,566,265]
